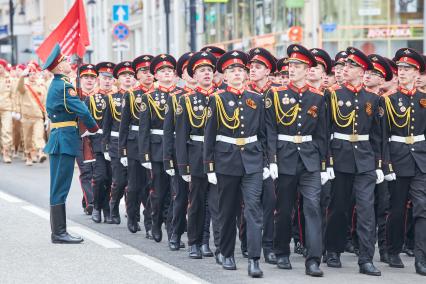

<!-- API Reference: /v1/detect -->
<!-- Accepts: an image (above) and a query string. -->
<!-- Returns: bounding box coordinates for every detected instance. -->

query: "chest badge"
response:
[246,98,257,109]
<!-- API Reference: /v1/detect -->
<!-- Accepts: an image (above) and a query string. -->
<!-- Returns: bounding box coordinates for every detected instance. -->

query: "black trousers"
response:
[126,158,152,231]
[76,154,94,208]
[326,170,376,264]
[188,176,209,246]
[273,160,322,264]
[170,174,189,238]
[404,204,415,250]
[217,172,263,259]
[150,162,171,231]
[202,186,212,245]
[207,183,221,252]
[92,152,111,211]
[386,169,426,262]
[375,181,389,253]
[110,157,127,213]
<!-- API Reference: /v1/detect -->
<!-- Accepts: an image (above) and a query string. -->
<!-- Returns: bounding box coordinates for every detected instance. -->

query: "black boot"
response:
[201,244,214,257]
[415,260,426,276]
[222,256,236,270]
[359,262,381,276]
[248,259,263,278]
[326,252,342,268]
[388,254,404,268]
[379,251,389,263]
[50,204,83,244]
[215,252,224,265]
[189,244,202,259]
[152,221,162,243]
[264,251,277,264]
[91,209,101,223]
[127,216,138,233]
[276,255,292,270]
[168,234,180,251]
[108,200,121,224]
[103,208,112,223]
[305,260,323,277]
[84,203,94,215]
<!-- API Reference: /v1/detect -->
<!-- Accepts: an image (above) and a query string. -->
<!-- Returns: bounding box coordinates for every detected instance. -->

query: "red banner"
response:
[36,0,90,62]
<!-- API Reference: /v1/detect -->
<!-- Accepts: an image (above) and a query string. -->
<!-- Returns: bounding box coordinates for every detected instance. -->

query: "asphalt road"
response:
[0,158,423,283]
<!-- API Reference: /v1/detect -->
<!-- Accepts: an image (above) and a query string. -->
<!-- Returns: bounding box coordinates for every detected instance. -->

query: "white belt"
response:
[391,135,425,145]
[190,135,204,142]
[216,135,257,146]
[131,125,139,131]
[278,134,312,144]
[150,129,164,135]
[97,129,103,134]
[110,131,119,137]
[333,132,369,142]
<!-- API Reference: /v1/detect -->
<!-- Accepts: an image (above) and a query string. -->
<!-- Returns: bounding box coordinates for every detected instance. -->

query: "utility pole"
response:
[164,0,170,54]
[9,0,15,65]
[189,0,196,51]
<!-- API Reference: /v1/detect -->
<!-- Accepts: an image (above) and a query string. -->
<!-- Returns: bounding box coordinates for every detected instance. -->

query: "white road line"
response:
[124,254,208,284]
[68,226,122,249]
[22,205,50,220]
[0,191,24,203]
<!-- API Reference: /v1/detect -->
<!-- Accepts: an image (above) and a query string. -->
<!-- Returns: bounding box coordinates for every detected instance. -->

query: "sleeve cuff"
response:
[88,125,99,133]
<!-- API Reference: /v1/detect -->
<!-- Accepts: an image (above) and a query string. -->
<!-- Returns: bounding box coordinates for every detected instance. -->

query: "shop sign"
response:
[367,27,411,38]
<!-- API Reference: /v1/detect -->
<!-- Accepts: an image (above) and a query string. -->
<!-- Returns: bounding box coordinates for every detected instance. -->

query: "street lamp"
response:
[86,0,96,63]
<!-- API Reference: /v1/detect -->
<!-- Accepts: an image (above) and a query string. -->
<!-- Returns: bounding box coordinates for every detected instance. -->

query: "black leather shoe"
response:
[215,253,224,265]
[359,262,381,276]
[380,251,389,263]
[222,256,237,270]
[241,250,248,258]
[388,254,404,268]
[84,204,94,215]
[50,204,84,244]
[264,252,277,264]
[180,240,185,249]
[152,224,162,243]
[189,244,202,259]
[91,209,101,223]
[127,219,138,233]
[276,255,292,270]
[201,244,214,257]
[405,248,415,257]
[326,252,342,268]
[306,261,324,277]
[345,241,355,253]
[248,259,263,278]
[169,234,180,251]
[103,209,112,223]
[415,261,426,276]
[145,230,154,240]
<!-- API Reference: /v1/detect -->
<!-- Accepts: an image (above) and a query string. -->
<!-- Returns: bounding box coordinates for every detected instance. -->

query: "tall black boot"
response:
[108,199,121,224]
[50,204,83,244]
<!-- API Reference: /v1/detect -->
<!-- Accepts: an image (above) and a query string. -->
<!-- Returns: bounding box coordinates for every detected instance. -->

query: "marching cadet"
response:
[175,51,218,259]
[16,63,47,166]
[334,51,348,85]
[265,44,327,277]
[245,47,278,265]
[322,60,337,89]
[118,55,154,236]
[201,46,227,90]
[85,62,115,224]
[382,58,399,93]
[383,48,426,276]
[203,50,268,277]
[138,54,178,243]
[43,43,99,243]
[0,58,14,163]
[102,62,132,225]
[76,64,98,215]
[276,57,290,86]
[163,52,195,250]
[325,47,383,276]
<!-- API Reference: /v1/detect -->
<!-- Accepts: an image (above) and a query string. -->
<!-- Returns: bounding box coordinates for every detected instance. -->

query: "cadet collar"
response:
[214,80,224,88]
[398,86,416,96]
[118,88,129,94]
[82,89,95,97]
[226,85,245,96]
[196,85,215,96]
[183,85,195,93]
[249,80,272,93]
[140,83,154,93]
[344,82,363,93]
[288,82,309,93]
[98,88,114,95]
[158,84,176,93]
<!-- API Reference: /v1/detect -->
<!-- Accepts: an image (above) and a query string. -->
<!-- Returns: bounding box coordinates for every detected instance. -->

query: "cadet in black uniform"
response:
[139,54,178,243]
[383,48,426,276]
[102,62,133,224]
[119,55,154,236]
[85,62,115,223]
[201,46,227,90]
[325,47,383,276]
[175,51,217,259]
[266,44,327,277]
[203,50,268,277]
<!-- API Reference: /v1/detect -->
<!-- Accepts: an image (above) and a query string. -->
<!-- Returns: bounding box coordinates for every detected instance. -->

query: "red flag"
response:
[36,0,90,62]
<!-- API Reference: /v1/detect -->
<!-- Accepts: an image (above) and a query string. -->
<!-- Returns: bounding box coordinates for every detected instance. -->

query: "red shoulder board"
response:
[171,89,183,96]
[273,86,288,92]
[309,87,323,96]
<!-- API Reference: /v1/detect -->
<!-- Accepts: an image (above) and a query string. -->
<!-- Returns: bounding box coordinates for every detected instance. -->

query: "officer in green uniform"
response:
[43,43,99,243]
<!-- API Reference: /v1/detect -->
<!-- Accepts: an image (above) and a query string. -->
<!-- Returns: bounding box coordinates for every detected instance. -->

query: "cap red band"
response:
[193,59,214,71]
[117,66,135,76]
[222,58,244,70]
[212,52,222,58]
[154,61,174,73]
[250,55,272,70]
[372,62,386,77]
[314,56,327,69]
[47,54,65,71]
[0,59,8,68]
[98,67,113,74]
[289,52,313,67]
[136,62,150,70]
[80,69,97,77]
[397,56,420,69]
[347,54,368,70]
[182,60,189,72]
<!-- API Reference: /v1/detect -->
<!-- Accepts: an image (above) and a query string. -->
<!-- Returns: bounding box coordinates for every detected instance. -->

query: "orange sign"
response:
[288,26,303,42]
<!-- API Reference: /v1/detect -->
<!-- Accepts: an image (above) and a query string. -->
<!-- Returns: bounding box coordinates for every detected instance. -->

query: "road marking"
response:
[68,226,122,249]
[124,254,208,284]
[0,191,24,203]
[22,205,50,220]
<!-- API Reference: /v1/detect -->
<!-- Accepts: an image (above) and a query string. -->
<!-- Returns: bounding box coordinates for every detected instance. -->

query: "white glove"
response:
[103,152,111,161]
[269,163,278,180]
[182,175,191,182]
[207,172,217,185]
[21,68,29,77]
[327,167,335,180]
[11,112,17,119]
[44,120,50,130]
[321,171,329,185]
[141,162,152,170]
[263,167,270,180]
[96,129,103,134]
[16,113,21,121]
[120,157,128,167]
[376,169,384,184]
[166,169,175,176]
[384,173,396,181]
